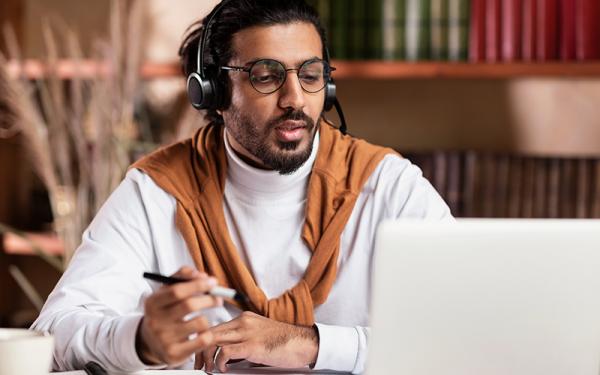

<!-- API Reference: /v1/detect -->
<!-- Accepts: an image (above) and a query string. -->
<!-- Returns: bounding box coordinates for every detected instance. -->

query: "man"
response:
[32,0,451,373]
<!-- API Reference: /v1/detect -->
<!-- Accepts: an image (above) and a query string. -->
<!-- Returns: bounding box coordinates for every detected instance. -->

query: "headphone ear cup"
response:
[187,72,217,110]
[323,80,336,111]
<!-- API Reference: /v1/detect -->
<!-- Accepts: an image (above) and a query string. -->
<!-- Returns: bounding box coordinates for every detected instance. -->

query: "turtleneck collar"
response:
[223,128,320,199]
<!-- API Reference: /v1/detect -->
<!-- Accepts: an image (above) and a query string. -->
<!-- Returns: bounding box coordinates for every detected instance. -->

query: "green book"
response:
[330,0,350,59]
[447,0,469,61]
[430,0,449,60]
[366,0,383,59]
[349,0,368,59]
[315,0,331,39]
[405,0,431,61]
[381,0,406,60]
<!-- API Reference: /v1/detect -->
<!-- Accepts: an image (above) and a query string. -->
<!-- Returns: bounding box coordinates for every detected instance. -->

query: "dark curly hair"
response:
[178,0,328,125]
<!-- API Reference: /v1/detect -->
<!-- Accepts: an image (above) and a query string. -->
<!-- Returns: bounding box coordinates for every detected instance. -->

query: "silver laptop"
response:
[367,219,600,375]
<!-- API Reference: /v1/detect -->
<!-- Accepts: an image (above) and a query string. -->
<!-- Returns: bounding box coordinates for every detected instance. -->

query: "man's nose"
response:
[277,72,306,110]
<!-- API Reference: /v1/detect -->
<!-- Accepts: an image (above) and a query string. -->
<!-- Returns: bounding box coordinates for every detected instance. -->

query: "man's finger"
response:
[194,352,205,370]
[168,315,212,342]
[212,326,245,345]
[168,330,215,363]
[168,294,222,322]
[152,277,218,308]
[201,345,219,372]
[171,266,203,279]
[216,343,250,373]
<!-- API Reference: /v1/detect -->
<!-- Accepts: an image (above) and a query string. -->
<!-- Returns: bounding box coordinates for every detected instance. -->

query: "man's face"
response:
[221,22,325,175]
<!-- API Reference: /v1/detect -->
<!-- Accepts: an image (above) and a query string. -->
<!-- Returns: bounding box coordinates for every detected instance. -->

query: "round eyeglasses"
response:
[220,58,335,94]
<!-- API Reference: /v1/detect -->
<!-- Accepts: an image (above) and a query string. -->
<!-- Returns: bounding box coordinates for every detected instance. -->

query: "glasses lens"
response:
[249,60,285,94]
[299,60,328,93]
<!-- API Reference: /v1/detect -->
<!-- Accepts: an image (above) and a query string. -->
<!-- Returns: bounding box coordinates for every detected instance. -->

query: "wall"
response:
[337,79,600,156]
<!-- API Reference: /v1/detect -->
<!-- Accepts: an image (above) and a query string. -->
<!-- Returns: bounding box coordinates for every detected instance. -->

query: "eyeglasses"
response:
[220,58,335,94]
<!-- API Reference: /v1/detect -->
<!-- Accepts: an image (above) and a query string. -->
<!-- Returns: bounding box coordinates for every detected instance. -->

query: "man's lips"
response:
[275,120,307,131]
[274,120,308,142]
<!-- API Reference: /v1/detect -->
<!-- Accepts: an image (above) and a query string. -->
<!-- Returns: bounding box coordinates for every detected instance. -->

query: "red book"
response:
[502,0,522,61]
[522,0,537,61]
[536,0,558,60]
[575,0,600,60]
[559,0,576,60]
[469,0,486,62]
[485,0,502,62]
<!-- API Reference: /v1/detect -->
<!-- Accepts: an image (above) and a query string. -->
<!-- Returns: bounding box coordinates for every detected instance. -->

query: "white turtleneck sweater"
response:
[32,130,451,373]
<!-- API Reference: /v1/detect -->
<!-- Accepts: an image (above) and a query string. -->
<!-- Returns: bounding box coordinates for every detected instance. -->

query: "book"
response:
[559,0,576,60]
[349,0,368,59]
[507,156,523,218]
[533,158,548,218]
[592,160,600,218]
[485,0,502,62]
[430,0,449,60]
[463,151,480,217]
[405,0,431,60]
[330,0,350,59]
[536,0,558,61]
[547,158,560,218]
[367,0,384,59]
[575,0,600,60]
[481,153,497,217]
[501,0,522,61]
[495,155,510,217]
[469,0,486,62]
[575,159,590,218]
[522,0,537,61]
[559,159,576,217]
[433,151,448,203]
[446,151,462,215]
[521,158,536,218]
[382,0,406,60]
[448,0,469,61]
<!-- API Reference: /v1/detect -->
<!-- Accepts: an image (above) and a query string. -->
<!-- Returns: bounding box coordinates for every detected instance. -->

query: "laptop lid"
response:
[367,219,600,375]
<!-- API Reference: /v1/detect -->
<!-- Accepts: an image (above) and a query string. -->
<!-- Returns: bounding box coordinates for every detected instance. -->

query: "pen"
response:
[83,361,107,375]
[143,271,250,309]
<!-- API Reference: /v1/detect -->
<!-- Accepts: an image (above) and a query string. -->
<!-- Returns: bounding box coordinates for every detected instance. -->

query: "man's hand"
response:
[136,266,223,367]
[197,311,319,373]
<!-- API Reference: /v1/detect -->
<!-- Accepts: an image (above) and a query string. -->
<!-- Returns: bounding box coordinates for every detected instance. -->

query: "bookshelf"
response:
[7,59,600,80]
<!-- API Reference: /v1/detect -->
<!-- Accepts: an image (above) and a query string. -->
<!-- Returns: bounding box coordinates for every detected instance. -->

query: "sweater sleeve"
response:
[313,323,369,374]
[30,169,167,372]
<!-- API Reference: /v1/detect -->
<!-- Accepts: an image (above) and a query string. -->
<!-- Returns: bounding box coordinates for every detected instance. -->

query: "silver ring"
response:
[213,346,222,363]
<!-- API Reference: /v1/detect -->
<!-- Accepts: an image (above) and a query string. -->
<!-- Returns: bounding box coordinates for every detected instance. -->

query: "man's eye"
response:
[253,74,277,83]
[300,74,319,83]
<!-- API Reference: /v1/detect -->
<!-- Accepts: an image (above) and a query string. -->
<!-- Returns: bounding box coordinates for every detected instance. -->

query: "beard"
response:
[225,106,317,175]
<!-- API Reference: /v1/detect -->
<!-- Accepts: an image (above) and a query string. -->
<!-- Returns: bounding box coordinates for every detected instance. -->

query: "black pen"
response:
[143,272,250,309]
[83,361,107,375]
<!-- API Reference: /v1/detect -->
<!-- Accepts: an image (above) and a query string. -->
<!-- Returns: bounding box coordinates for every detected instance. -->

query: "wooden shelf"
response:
[6,59,600,80]
[2,232,64,256]
[331,61,600,79]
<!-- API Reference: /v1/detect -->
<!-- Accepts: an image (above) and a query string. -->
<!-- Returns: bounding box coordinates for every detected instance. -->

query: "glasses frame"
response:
[220,58,336,94]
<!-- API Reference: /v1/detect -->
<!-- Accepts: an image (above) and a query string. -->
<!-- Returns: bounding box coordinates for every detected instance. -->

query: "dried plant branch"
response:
[9,265,44,312]
[1,0,154,265]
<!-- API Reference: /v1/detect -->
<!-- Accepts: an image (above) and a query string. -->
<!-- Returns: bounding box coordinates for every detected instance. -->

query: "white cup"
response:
[0,328,54,375]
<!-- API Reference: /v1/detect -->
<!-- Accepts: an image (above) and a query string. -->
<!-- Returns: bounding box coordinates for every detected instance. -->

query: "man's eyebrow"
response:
[239,56,323,67]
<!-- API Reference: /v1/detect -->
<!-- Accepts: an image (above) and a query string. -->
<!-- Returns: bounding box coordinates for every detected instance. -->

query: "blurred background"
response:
[1,0,599,328]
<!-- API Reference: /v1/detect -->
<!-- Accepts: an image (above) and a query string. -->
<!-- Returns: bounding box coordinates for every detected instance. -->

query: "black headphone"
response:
[186,0,347,134]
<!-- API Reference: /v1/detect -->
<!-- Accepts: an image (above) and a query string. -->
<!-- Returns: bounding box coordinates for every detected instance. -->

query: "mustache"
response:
[268,110,315,129]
